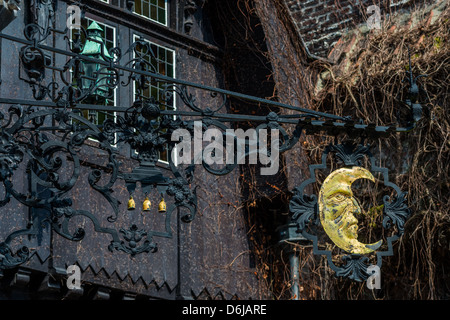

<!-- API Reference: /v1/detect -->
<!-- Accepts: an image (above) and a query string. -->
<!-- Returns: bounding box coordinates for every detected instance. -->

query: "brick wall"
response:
[284,0,425,59]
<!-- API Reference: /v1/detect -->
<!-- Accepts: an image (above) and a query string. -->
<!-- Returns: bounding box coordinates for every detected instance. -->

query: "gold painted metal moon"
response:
[318,166,383,254]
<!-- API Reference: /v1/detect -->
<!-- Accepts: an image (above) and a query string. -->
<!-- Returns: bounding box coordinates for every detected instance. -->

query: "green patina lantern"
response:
[80,21,113,102]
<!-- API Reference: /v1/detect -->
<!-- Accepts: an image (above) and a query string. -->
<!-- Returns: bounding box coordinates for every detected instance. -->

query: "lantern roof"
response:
[86,21,104,33]
[80,21,113,60]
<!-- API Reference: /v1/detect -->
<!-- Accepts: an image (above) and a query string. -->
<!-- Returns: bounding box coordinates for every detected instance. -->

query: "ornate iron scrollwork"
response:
[112,224,158,256]
[0,101,198,268]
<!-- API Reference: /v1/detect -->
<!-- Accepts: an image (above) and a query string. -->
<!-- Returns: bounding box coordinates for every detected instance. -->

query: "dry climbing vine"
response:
[210,0,449,299]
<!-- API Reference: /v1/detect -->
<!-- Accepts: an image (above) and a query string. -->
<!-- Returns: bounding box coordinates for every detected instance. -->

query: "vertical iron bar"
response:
[0,36,2,85]
[289,250,300,300]
[176,206,182,300]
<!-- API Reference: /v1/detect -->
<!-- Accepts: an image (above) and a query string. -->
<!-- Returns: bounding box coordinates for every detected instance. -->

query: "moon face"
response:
[318,166,383,254]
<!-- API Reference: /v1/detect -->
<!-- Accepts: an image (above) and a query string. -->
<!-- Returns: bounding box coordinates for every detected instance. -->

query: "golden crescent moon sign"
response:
[318,166,383,254]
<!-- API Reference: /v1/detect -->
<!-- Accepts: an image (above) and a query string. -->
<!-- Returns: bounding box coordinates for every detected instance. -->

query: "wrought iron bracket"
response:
[0,1,426,272]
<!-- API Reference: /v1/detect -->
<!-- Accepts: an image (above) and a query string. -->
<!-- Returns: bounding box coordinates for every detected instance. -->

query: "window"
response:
[134,0,167,26]
[133,37,175,104]
[133,35,175,162]
[71,18,117,126]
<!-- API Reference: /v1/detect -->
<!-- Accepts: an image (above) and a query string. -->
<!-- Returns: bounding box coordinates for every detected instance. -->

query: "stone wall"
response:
[283,0,428,59]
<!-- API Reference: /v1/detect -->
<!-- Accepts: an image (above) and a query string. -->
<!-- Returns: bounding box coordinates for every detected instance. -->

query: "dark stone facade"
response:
[0,0,271,300]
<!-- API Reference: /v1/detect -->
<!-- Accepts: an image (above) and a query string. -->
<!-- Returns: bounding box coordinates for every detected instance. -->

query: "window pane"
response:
[98,112,106,126]
[167,66,173,78]
[150,44,157,56]
[143,2,150,18]
[158,0,165,8]
[158,47,165,61]
[159,62,166,75]
[150,57,157,71]
[106,26,113,40]
[135,0,142,15]
[151,86,158,98]
[158,8,165,24]
[159,148,168,162]
[143,87,150,98]
[150,5,157,20]
[166,51,173,64]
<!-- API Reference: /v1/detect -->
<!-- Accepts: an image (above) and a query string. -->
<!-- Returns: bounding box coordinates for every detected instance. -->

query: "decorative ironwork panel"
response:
[289,142,411,281]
